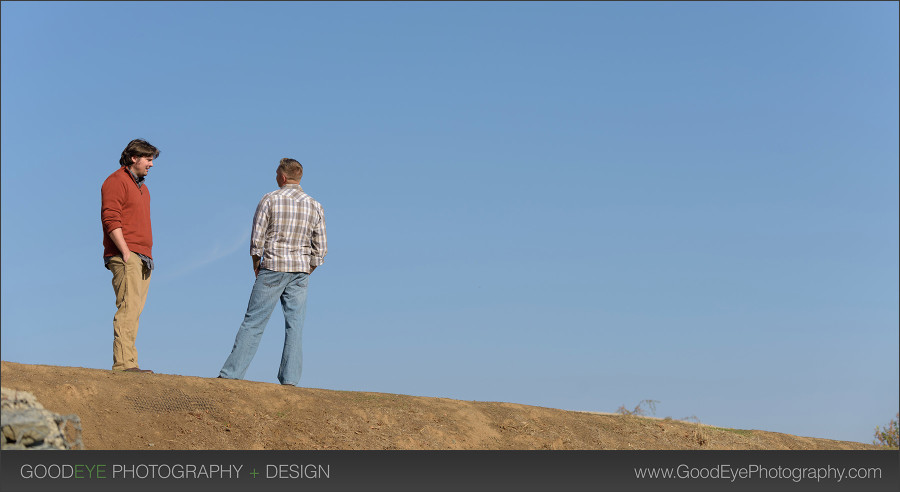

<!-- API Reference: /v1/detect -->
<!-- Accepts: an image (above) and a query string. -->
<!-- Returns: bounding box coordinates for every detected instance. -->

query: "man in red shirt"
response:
[100,139,159,373]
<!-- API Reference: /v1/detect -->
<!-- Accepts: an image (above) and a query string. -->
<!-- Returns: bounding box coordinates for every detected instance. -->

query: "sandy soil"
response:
[0,361,879,450]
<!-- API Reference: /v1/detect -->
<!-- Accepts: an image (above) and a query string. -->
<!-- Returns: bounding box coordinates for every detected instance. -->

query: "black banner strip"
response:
[1,450,898,492]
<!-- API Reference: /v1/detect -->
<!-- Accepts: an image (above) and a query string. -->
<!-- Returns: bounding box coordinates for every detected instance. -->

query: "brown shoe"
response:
[123,368,154,373]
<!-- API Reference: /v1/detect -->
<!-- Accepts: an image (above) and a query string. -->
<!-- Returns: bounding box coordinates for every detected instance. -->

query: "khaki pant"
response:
[108,254,151,370]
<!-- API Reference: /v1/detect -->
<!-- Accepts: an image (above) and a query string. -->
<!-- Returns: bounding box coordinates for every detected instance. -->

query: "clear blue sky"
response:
[2,1,897,445]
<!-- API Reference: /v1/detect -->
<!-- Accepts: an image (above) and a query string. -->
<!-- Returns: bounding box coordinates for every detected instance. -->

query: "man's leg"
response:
[109,254,151,370]
[277,272,309,385]
[220,269,290,380]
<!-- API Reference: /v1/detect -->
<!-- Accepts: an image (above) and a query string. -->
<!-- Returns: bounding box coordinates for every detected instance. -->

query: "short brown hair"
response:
[277,158,303,181]
[119,139,159,167]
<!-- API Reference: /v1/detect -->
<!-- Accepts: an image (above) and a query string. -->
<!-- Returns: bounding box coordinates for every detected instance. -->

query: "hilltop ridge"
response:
[0,361,878,450]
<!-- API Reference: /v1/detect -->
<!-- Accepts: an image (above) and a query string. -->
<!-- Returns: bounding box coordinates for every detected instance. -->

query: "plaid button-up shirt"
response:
[251,184,327,273]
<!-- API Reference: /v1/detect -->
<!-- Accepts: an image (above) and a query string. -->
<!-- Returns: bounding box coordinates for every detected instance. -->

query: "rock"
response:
[1,387,45,410]
[3,408,57,445]
[2,424,15,442]
[0,387,83,450]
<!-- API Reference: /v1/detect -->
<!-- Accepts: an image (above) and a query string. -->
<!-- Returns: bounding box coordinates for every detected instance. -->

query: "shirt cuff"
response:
[103,221,122,235]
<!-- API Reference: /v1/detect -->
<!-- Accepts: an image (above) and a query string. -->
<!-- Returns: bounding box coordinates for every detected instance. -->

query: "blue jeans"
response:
[219,269,309,385]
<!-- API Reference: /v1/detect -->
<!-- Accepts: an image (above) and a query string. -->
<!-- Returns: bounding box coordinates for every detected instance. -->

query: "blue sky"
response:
[2,1,897,445]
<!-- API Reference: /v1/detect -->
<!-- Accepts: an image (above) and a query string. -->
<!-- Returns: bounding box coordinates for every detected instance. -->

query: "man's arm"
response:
[249,196,270,277]
[101,176,129,261]
[308,205,327,274]
[108,228,131,262]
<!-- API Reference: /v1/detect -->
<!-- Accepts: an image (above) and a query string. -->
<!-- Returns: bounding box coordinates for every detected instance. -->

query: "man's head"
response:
[119,139,159,179]
[276,158,303,186]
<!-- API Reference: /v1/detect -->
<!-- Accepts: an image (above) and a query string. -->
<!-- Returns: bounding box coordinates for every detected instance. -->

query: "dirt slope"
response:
[0,361,878,450]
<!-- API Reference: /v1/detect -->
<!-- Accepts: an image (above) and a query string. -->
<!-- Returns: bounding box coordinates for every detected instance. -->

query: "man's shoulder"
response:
[260,188,284,201]
[257,189,284,209]
[101,167,127,188]
[298,191,324,211]
[267,187,321,204]
[308,195,324,210]
[103,167,123,180]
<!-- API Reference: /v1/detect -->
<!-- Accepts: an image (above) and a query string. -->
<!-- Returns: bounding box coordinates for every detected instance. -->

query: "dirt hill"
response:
[0,361,879,450]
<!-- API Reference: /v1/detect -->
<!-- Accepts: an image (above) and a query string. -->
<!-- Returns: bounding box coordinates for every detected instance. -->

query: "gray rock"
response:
[3,408,56,445]
[0,387,83,450]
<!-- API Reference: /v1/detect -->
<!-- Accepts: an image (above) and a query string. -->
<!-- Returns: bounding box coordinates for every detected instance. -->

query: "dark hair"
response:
[119,139,159,167]
[277,158,303,180]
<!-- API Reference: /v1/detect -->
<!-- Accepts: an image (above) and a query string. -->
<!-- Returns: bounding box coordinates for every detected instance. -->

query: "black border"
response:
[1,450,898,492]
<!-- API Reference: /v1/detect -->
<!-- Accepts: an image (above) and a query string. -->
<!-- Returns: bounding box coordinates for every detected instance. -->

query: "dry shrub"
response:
[874,413,898,449]
[616,400,659,417]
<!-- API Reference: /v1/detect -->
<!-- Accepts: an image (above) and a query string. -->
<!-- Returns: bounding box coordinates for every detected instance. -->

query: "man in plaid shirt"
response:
[219,158,327,385]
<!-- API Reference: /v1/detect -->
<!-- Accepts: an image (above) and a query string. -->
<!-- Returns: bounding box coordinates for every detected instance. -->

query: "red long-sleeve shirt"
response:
[101,166,153,259]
